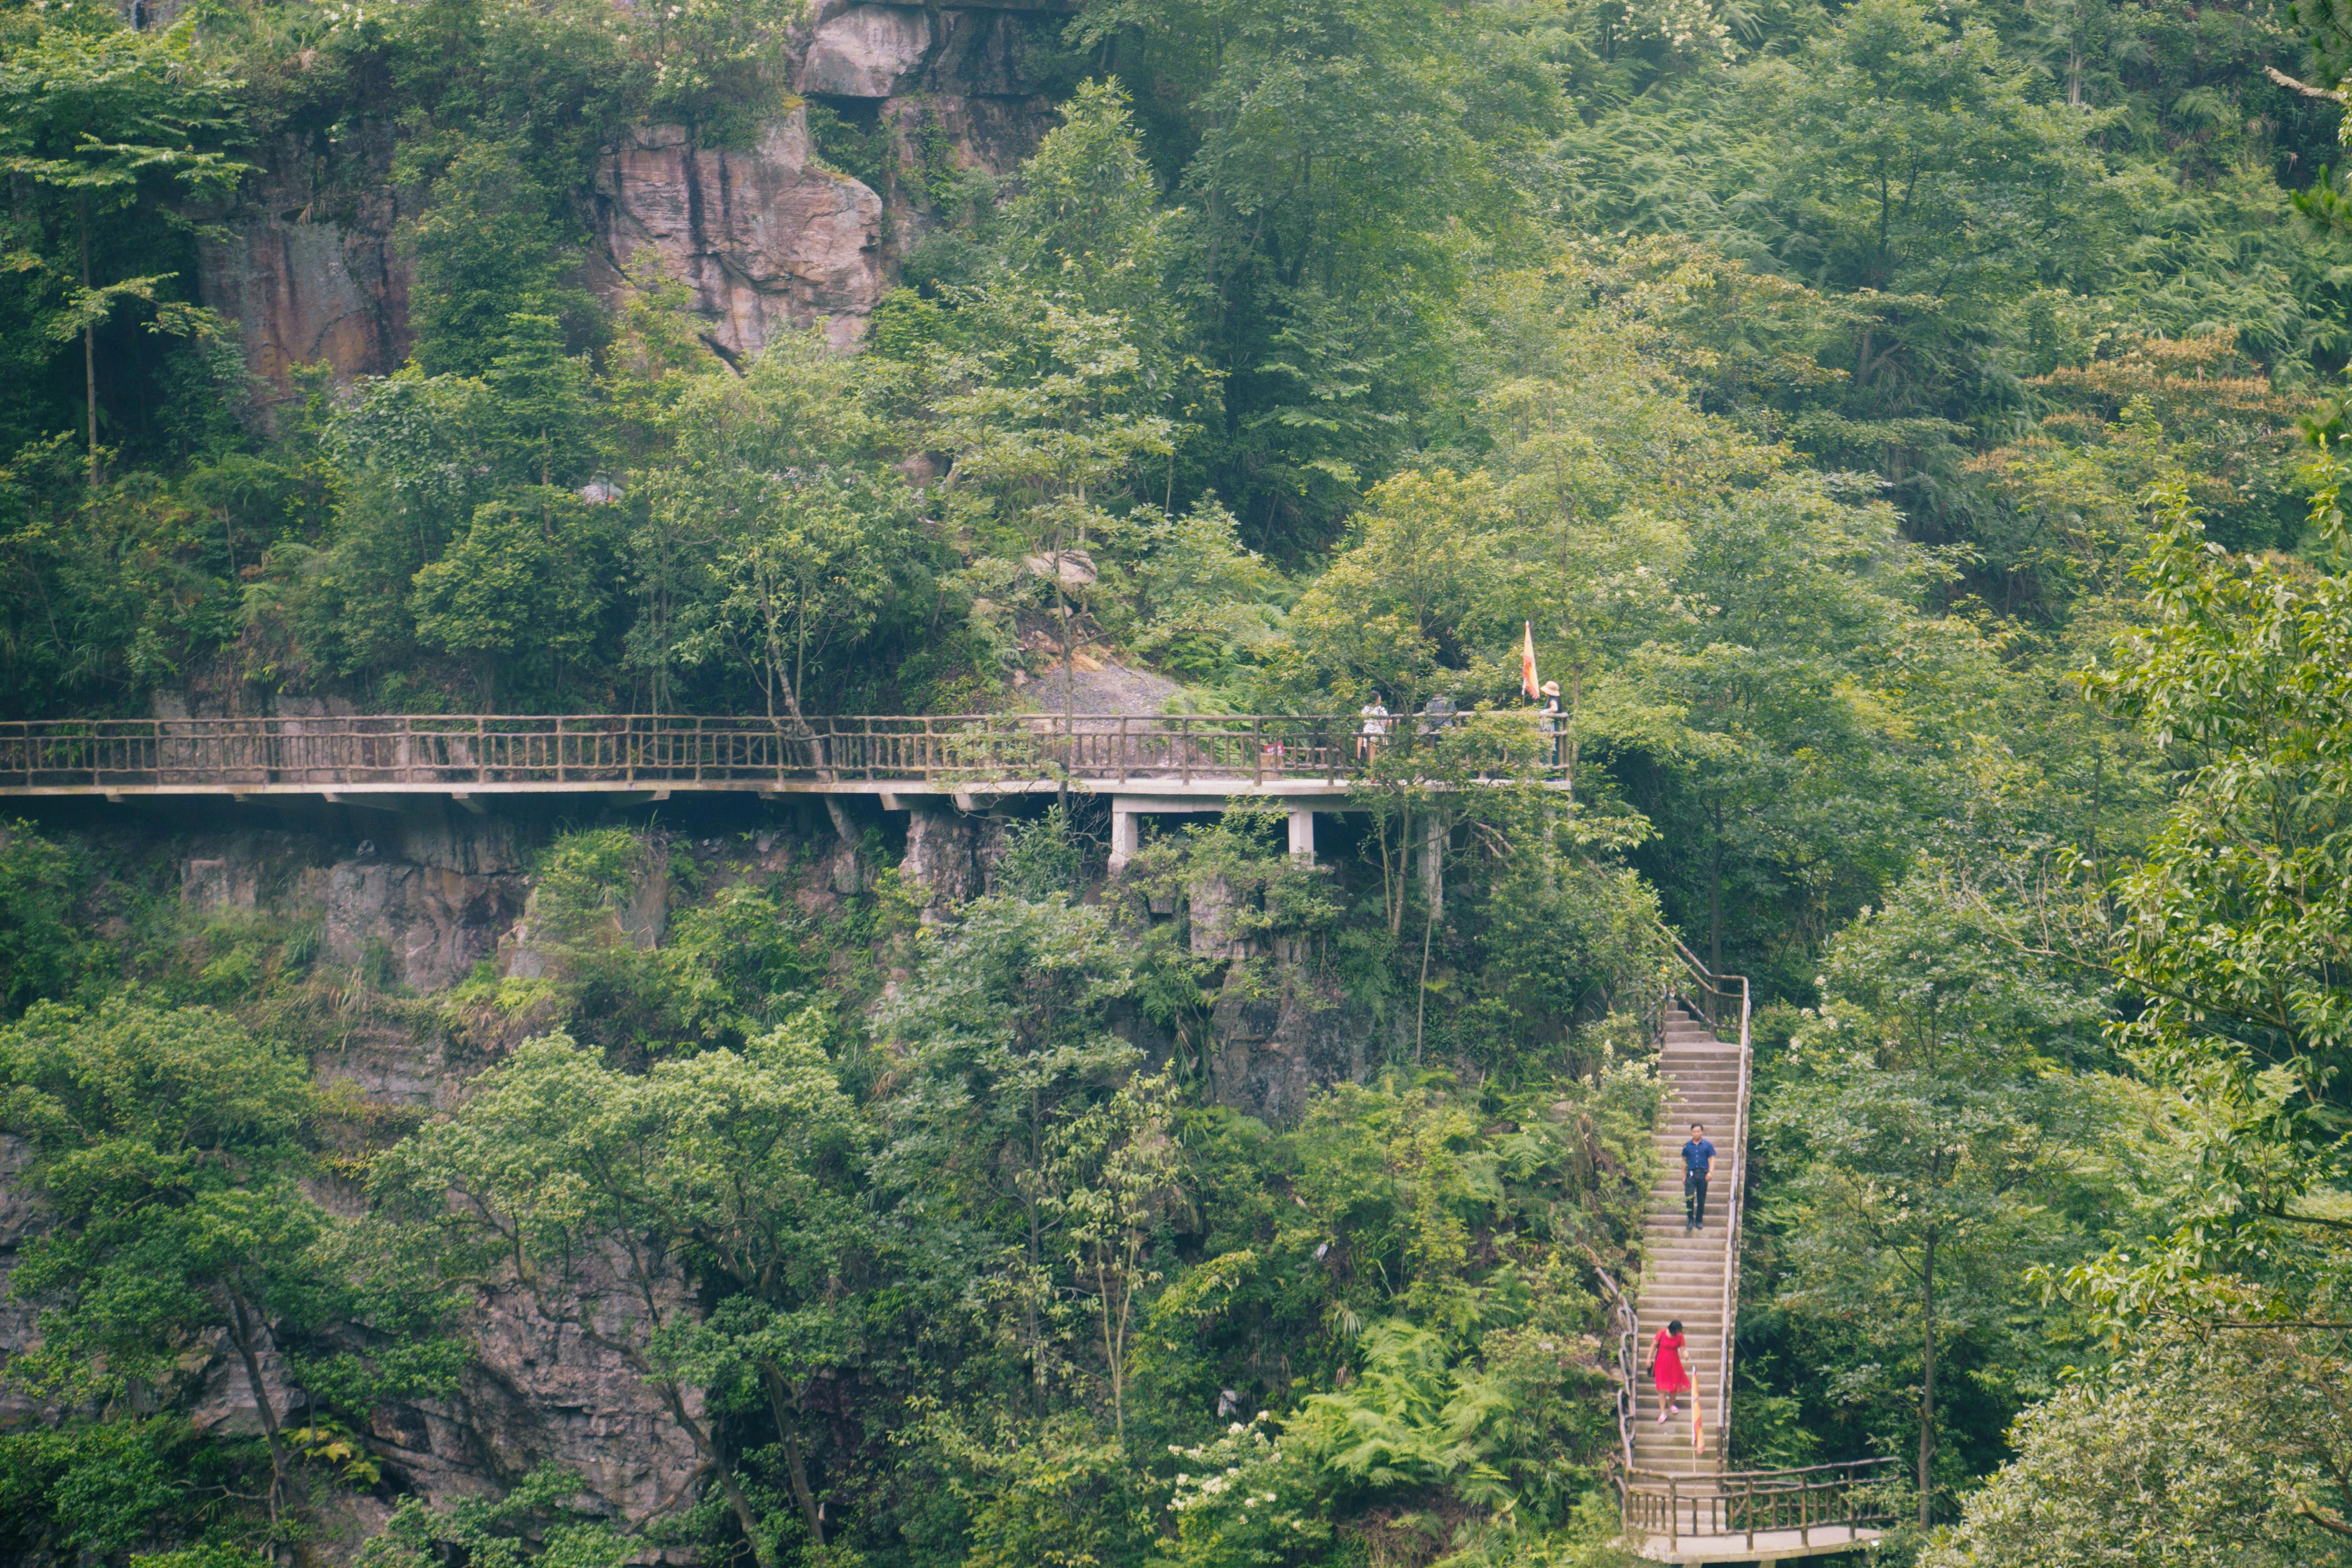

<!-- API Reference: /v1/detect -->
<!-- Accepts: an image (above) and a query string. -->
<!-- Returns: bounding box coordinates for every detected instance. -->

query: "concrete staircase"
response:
[1628,1001,1744,1485]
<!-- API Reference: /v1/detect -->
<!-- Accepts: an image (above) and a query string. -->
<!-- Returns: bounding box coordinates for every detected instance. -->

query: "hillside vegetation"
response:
[1,0,2349,1566]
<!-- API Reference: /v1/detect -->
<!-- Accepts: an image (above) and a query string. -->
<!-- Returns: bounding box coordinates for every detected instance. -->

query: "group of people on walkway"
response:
[1353,684,1570,766]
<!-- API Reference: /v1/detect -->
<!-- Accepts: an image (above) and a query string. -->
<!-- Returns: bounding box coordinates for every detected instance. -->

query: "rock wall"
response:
[200,2,1078,394]
[195,125,414,392]
[585,117,886,359]
[0,793,1374,1559]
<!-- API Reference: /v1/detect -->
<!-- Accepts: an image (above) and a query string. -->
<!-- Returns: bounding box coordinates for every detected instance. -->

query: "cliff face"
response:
[0,793,1371,1557]
[197,2,1078,392]
[195,124,415,392]
[584,116,887,360]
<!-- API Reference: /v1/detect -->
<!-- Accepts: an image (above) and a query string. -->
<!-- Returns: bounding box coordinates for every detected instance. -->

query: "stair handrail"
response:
[1717,972,1751,1465]
[1590,1260,1642,1503]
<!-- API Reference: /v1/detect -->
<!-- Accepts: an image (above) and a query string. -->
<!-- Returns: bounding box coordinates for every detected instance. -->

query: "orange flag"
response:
[1519,622,1539,700]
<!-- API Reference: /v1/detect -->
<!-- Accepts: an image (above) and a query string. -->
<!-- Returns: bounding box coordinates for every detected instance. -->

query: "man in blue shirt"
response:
[1682,1124,1716,1230]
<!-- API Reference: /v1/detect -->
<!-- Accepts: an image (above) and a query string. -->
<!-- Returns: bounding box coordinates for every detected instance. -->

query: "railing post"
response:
[1667,1477,1678,1553]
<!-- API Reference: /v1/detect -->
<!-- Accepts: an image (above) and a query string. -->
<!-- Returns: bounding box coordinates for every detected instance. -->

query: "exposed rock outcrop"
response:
[200,3,1080,394]
[196,126,413,392]
[587,117,886,359]
[1207,973,1377,1124]
[368,1269,706,1536]
[323,859,525,993]
[804,5,935,97]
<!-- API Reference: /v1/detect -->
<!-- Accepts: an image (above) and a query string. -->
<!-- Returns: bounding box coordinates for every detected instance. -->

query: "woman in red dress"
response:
[1650,1319,1692,1422]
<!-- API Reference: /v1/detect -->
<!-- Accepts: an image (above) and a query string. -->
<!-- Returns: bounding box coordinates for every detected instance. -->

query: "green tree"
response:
[0,15,245,479]
[1044,1070,1181,1443]
[933,299,1176,709]
[876,894,1145,1403]
[0,1000,338,1536]
[2063,471,2352,1333]
[400,137,598,382]
[1073,0,1563,549]
[1925,1332,2352,1568]
[1279,467,1508,720]
[1760,879,2098,1523]
[373,1016,867,1567]
[630,328,910,726]
[0,820,108,1016]
[410,492,606,708]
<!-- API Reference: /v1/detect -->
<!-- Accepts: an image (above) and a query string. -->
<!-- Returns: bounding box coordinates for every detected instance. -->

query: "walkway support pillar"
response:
[1287,806,1315,862]
[1110,799,1143,873]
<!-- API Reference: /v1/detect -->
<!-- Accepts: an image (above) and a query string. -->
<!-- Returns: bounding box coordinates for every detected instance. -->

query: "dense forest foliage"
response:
[3,0,2351,1565]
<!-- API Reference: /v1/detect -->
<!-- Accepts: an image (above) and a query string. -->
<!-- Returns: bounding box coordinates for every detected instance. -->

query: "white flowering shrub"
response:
[1156,1415,1328,1568]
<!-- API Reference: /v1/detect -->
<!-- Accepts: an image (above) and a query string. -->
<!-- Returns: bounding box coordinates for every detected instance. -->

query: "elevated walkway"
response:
[0,711,1569,805]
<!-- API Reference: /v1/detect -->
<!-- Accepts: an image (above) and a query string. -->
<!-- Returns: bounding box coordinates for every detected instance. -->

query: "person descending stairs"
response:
[1629,1000,1744,1487]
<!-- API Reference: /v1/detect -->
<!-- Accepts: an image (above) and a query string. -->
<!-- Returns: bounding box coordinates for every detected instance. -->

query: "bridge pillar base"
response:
[1288,806,1315,862]
[1110,801,1142,873]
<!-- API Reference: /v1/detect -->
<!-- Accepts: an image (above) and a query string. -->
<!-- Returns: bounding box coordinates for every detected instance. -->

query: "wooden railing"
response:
[1627,1459,1899,1552]
[0,713,1576,794]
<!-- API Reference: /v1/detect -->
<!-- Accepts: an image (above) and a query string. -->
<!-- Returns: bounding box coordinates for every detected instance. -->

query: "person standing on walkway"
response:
[1684,1123,1721,1232]
[1682,1123,1716,1229]
[1539,681,1564,769]
[1650,1318,1692,1423]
